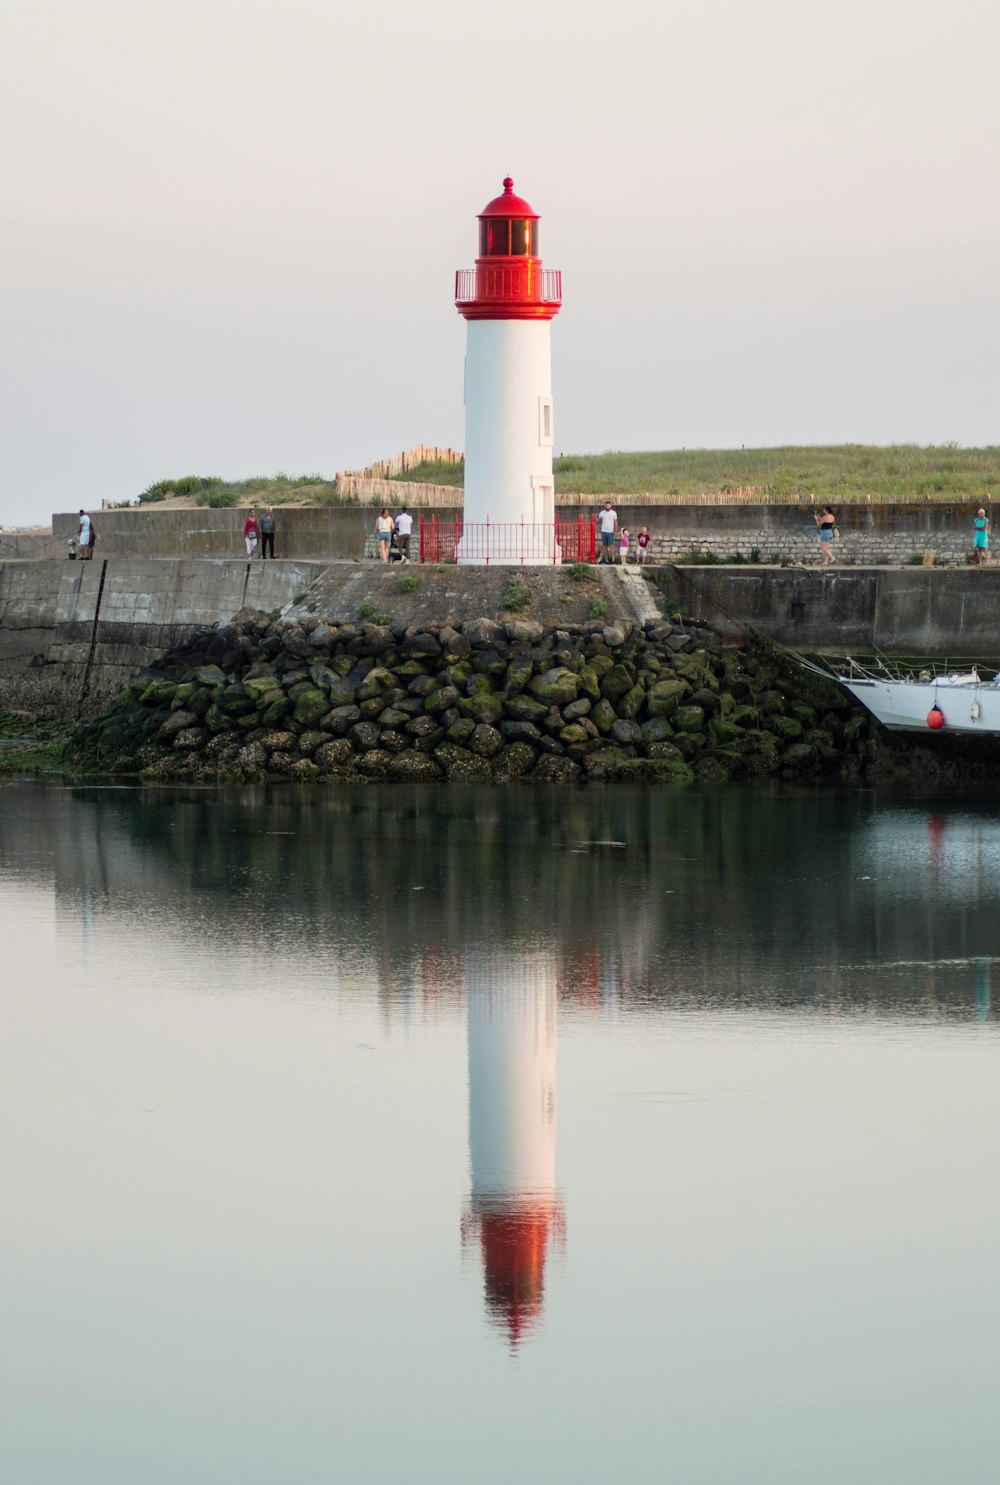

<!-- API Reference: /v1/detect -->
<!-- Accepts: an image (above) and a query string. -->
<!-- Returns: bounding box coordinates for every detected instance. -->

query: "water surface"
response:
[2,780,999,1483]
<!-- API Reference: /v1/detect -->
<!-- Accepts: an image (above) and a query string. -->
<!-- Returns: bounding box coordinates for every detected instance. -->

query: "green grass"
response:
[357,602,392,625]
[395,575,420,594]
[400,446,1000,505]
[501,577,532,612]
[567,561,596,582]
[138,473,337,506]
[587,598,609,620]
[136,445,1000,510]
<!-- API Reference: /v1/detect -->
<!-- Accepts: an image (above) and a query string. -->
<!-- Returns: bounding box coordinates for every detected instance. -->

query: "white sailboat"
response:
[804,657,1000,735]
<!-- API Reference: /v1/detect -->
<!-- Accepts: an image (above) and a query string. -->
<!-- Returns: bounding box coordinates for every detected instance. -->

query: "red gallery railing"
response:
[419,515,596,565]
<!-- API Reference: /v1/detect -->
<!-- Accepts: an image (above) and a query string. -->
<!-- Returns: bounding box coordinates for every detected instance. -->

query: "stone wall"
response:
[674,566,1000,658]
[52,501,988,567]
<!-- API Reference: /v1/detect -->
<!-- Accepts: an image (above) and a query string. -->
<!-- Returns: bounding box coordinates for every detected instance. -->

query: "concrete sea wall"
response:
[675,566,1000,658]
[53,501,988,567]
[0,559,646,719]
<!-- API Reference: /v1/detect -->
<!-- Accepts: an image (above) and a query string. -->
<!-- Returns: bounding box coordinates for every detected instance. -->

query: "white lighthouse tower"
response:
[455,178,562,564]
[462,950,564,1348]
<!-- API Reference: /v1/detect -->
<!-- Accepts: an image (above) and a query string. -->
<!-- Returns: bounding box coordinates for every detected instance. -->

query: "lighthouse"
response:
[462,949,564,1348]
[455,178,562,564]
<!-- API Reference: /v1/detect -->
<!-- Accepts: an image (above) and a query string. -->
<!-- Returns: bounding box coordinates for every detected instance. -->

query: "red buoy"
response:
[927,705,945,730]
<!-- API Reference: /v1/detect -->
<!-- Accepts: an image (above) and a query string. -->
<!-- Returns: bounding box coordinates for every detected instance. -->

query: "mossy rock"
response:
[261,697,293,726]
[434,742,493,781]
[292,688,330,726]
[458,691,505,726]
[769,715,803,743]
[789,701,819,728]
[590,699,617,733]
[529,667,580,706]
[503,657,534,695]
[578,665,602,703]
[297,730,327,755]
[425,685,460,715]
[170,683,197,709]
[446,718,477,745]
[314,738,353,772]
[619,684,646,719]
[471,724,504,758]
[709,719,746,746]
[493,742,538,781]
[354,748,393,777]
[755,688,786,715]
[559,722,590,746]
[672,704,706,732]
[141,680,179,705]
[324,705,361,734]
[356,667,396,701]
[641,717,673,744]
[504,694,548,724]
[781,742,818,772]
[388,752,443,781]
[243,675,281,701]
[260,729,297,753]
[599,664,634,701]
[689,687,721,714]
[530,754,583,783]
[694,755,732,785]
[646,677,689,717]
[672,732,706,760]
[804,727,837,758]
[359,698,385,720]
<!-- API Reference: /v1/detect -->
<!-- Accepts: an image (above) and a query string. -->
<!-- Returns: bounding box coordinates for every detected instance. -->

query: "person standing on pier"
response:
[814,506,839,565]
[597,502,618,563]
[973,508,990,565]
[243,509,259,558]
[77,510,94,560]
[259,507,276,559]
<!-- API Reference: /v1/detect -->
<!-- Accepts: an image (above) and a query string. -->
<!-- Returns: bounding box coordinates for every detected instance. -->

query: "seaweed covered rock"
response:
[64,609,875,786]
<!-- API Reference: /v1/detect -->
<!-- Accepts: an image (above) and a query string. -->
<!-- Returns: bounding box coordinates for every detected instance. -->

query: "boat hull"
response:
[843,677,1000,734]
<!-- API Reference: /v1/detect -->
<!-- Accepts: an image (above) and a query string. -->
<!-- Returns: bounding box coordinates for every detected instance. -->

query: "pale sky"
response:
[2,0,998,525]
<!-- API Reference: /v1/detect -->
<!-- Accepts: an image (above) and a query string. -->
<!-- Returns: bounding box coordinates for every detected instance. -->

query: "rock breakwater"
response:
[68,607,874,785]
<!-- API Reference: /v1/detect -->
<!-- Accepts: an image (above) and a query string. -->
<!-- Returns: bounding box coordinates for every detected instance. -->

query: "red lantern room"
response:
[456,177,562,321]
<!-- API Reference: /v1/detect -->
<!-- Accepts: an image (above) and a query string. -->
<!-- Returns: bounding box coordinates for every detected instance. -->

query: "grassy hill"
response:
[400,445,1000,504]
[132,445,1000,509]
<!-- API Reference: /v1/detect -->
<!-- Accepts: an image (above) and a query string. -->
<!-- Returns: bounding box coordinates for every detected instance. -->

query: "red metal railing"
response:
[419,515,595,565]
[455,266,562,306]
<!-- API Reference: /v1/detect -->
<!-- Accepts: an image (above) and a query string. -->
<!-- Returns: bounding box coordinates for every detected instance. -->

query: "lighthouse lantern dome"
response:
[478,177,539,258]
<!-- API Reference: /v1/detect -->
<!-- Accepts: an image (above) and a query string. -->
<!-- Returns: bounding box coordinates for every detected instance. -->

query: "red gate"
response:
[419,515,596,564]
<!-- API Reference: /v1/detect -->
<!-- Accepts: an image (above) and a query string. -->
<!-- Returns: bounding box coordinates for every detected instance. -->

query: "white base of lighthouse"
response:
[460,320,556,565]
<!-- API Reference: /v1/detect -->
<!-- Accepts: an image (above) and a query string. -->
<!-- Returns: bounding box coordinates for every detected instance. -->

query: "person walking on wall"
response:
[395,506,413,562]
[77,509,95,560]
[597,502,618,563]
[259,506,276,559]
[375,508,395,563]
[243,508,259,558]
[973,508,990,565]
[814,506,839,565]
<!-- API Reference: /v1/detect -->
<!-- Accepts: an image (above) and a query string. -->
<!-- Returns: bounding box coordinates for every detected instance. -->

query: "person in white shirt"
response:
[77,510,94,560]
[597,502,618,563]
[395,507,414,562]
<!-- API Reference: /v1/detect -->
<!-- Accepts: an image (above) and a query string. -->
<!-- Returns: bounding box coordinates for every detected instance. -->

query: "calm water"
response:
[3,778,1000,1483]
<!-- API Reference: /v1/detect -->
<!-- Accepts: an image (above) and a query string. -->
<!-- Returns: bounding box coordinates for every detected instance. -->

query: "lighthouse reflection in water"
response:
[462,951,565,1348]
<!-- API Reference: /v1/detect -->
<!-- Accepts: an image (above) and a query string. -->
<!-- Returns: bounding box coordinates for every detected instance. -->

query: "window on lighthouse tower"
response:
[479,219,538,257]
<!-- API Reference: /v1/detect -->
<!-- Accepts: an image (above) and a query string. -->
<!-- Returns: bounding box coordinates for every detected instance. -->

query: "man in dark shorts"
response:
[395,506,413,562]
[597,502,618,563]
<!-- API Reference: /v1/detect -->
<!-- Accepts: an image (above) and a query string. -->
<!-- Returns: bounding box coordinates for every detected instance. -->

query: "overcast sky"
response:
[2,0,998,524]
